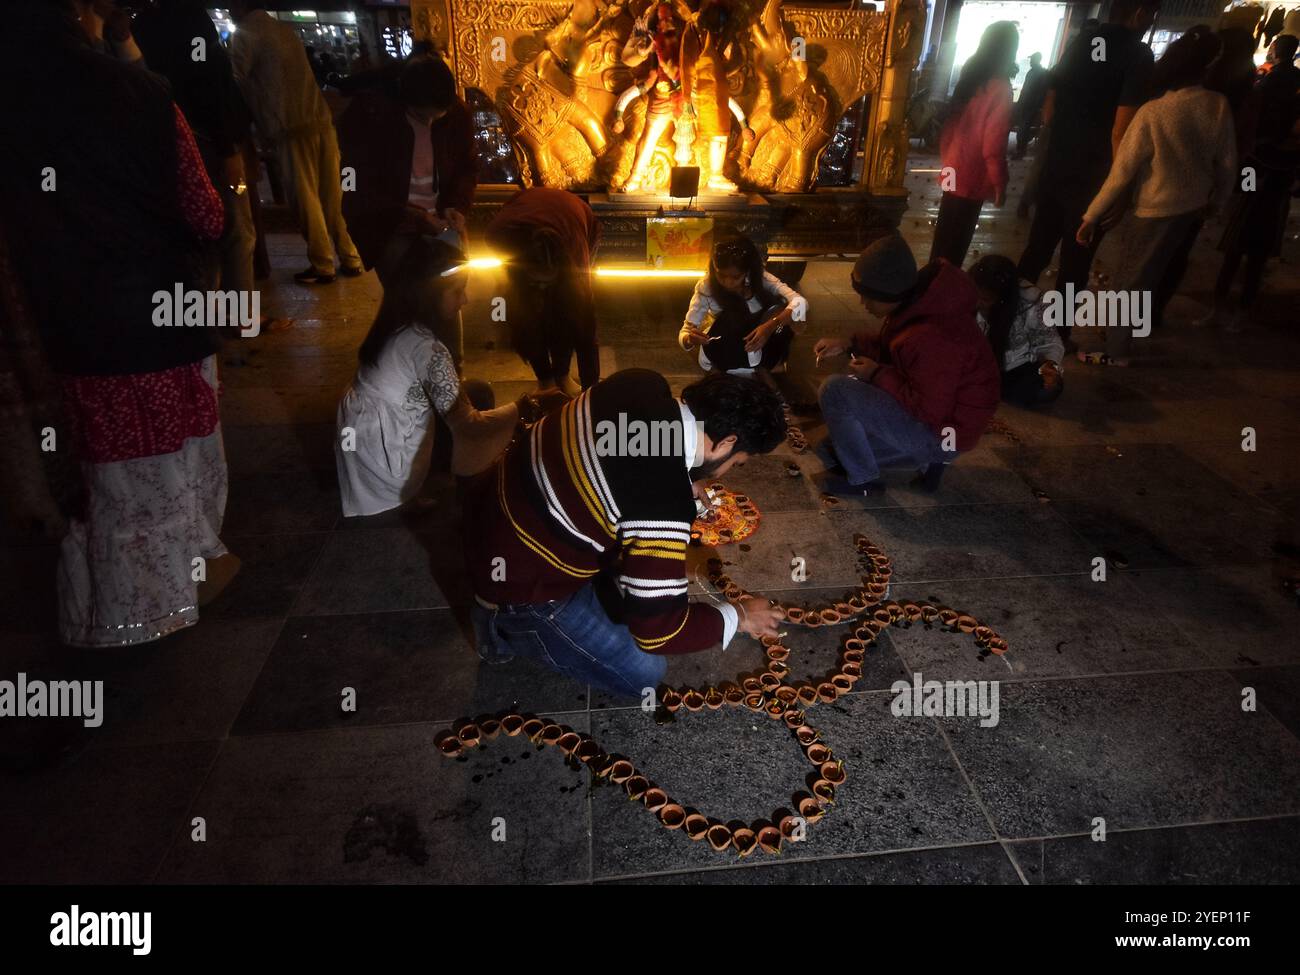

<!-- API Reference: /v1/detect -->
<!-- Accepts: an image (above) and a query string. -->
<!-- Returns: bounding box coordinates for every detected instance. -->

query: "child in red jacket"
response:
[814,235,1001,494]
[931,21,1018,268]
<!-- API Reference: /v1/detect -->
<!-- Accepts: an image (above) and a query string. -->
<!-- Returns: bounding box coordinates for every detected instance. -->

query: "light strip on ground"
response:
[594,267,706,279]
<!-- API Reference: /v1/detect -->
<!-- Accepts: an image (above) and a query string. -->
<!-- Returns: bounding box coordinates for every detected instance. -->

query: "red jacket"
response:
[938,78,1013,202]
[338,86,477,269]
[851,260,1000,451]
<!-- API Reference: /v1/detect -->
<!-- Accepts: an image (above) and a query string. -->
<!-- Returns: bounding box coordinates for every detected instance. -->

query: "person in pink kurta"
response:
[931,21,1018,269]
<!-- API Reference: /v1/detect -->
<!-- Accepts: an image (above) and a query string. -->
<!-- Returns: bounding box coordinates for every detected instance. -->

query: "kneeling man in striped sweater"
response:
[465,369,787,698]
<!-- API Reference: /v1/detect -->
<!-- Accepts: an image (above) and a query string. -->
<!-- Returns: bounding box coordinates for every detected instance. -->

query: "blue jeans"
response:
[818,375,947,484]
[471,584,667,700]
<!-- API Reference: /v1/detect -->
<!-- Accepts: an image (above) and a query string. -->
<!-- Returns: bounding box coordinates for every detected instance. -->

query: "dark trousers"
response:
[1153,218,1203,330]
[1002,363,1063,409]
[930,192,984,268]
[520,317,600,389]
[1017,191,1103,343]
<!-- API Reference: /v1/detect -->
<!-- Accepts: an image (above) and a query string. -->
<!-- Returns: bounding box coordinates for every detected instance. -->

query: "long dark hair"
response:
[706,235,780,321]
[358,236,465,369]
[1151,24,1221,96]
[950,21,1019,113]
[967,254,1026,374]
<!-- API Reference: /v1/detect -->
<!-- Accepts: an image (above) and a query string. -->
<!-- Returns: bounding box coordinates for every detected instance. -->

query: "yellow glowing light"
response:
[594,267,706,279]
[465,257,503,269]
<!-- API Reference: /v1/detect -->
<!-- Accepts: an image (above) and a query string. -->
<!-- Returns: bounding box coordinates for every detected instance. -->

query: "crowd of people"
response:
[1,0,1296,697]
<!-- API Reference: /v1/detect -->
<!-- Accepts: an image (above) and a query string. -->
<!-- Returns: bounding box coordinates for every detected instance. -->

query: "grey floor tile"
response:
[0,740,220,883]
[589,693,993,879]
[884,575,1213,682]
[828,504,1094,583]
[1176,438,1300,497]
[293,528,451,615]
[708,509,863,592]
[603,842,1023,884]
[708,454,821,513]
[941,671,1300,838]
[223,470,341,536]
[1124,566,1300,667]
[221,422,338,476]
[205,532,329,620]
[1011,817,1300,884]
[156,719,590,883]
[231,609,588,735]
[1052,492,1279,570]
[1231,666,1300,739]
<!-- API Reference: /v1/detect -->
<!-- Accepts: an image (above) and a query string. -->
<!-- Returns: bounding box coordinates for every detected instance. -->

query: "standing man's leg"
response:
[318,123,362,274]
[1017,190,1065,286]
[285,130,336,278]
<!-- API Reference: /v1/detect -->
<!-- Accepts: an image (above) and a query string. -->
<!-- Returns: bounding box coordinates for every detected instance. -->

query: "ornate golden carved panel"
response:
[412,0,919,195]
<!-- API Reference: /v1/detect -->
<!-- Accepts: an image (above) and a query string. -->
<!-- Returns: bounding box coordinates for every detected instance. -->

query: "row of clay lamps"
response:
[782,400,808,453]
[433,532,1009,857]
[434,701,842,858]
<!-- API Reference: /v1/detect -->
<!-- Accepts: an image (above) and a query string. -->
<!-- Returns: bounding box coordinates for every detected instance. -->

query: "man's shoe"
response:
[294,268,336,284]
[338,265,365,278]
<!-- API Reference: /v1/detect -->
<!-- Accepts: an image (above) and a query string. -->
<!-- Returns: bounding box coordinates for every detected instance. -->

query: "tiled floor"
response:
[2,152,1298,884]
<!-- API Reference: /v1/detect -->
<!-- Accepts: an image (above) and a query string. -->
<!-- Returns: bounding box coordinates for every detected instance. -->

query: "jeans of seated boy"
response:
[472,584,668,699]
[818,375,947,484]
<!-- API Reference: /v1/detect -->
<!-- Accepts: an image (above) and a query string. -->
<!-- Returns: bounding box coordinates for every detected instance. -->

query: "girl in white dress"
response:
[336,237,521,517]
[678,235,808,380]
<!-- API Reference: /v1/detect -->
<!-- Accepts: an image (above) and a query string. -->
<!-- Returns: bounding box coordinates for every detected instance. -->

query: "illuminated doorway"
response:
[948,1,1069,98]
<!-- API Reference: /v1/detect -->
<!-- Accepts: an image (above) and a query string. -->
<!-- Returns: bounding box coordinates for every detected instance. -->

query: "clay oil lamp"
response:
[843,637,867,654]
[902,601,922,621]
[755,821,783,855]
[722,583,743,602]
[659,803,686,830]
[499,713,525,737]
[683,812,710,840]
[744,692,766,712]
[794,725,820,746]
[731,825,759,858]
[784,606,806,624]
[834,600,855,618]
[820,761,847,785]
[840,661,863,680]
[576,739,602,765]
[689,530,703,546]
[717,528,734,544]
[706,823,733,851]
[842,649,866,666]
[782,708,805,730]
[661,688,683,713]
[456,723,482,748]
[831,674,854,694]
[956,614,978,634]
[767,660,790,680]
[704,686,725,710]
[758,671,781,691]
[723,684,746,707]
[556,731,582,756]
[852,533,869,551]
[866,581,889,599]
[774,685,798,705]
[847,593,869,612]
[478,717,502,740]
[733,494,750,505]
[853,624,874,641]
[988,637,1009,655]
[806,742,832,765]
[642,787,669,813]
[883,601,903,621]
[765,644,790,662]
[876,564,893,581]
[796,794,826,824]
[872,607,892,625]
[521,717,545,741]
[709,481,726,493]
[778,813,803,840]
[608,759,635,784]
[624,775,649,801]
[820,607,842,625]
[973,625,994,644]
[817,682,839,703]
[765,699,786,720]
[682,689,706,712]
[538,723,563,746]
[706,557,724,575]
[741,675,764,694]
[920,604,940,623]
[804,609,824,627]
[812,779,837,804]
[938,607,959,627]
[784,461,802,477]
[796,685,819,707]
[435,731,463,757]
